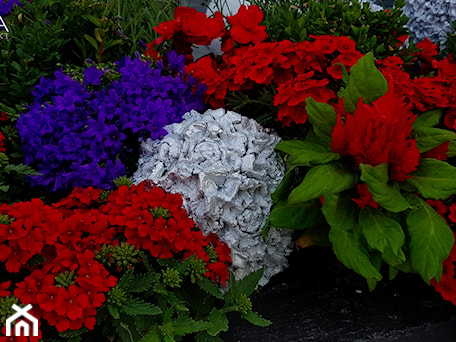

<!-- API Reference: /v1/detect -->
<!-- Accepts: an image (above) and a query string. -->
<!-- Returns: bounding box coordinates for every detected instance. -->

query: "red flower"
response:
[352,183,379,210]
[422,141,450,161]
[227,5,267,45]
[0,280,11,297]
[0,131,6,153]
[331,81,421,182]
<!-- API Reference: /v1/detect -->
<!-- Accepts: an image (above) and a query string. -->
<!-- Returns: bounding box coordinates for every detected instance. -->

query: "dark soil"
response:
[221,247,456,342]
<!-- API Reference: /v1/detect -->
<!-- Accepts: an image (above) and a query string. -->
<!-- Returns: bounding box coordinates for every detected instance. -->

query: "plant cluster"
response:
[0,180,267,341]
[270,51,456,290]
[16,52,205,193]
[250,0,411,61]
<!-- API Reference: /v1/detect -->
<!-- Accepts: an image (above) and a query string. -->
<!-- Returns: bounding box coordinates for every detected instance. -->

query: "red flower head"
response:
[330,81,421,182]
[227,5,267,45]
[0,131,6,153]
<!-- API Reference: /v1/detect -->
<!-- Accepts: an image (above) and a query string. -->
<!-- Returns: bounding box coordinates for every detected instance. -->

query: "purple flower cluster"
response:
[0,0,21,17]
[17,52,206,193]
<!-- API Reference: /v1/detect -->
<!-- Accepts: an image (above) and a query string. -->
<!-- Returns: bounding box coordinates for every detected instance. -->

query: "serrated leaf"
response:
[275,139,340,167]
[117,268,135,291]
[341,52,388,113]
[207,309,229,336]
[412,109,442,128]
[289,162,358,204]
[413,126,456,153]
[231,268,263,297]
[129,273,160,293]
[139,327,162,342]
[197,277,224,299]
[407,158,456,199]
[269,199,323,230]
[108,304,120,319]
[359,163,410,212]
[241,311,272,327]
[359,208,405,265]
[195,332,224,342]
[405,193,454,283]
[173,318,211,336]
[305,97,337,142]
[121,298,162,316]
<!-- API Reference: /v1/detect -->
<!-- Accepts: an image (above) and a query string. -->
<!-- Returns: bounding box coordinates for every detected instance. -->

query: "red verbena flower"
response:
[226,5,267,45]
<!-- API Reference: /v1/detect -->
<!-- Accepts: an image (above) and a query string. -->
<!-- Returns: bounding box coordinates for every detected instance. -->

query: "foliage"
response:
[0,181,267,341]
[249,0,413,61]
[269,53,456,290]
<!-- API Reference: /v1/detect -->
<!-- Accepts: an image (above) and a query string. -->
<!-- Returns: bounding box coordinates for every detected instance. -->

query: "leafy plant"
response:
[269,53,456,290]
[250,0,414,61]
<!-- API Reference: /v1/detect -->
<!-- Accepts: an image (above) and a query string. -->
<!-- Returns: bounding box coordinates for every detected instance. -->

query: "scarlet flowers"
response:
[330,82,421,183]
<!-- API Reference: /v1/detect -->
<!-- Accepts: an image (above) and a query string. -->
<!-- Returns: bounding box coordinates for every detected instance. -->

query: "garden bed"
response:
[222,248,456,341]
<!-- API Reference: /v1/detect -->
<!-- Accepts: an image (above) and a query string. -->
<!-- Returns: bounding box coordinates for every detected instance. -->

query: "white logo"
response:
[0,16,9,41]
[5,304,39,337]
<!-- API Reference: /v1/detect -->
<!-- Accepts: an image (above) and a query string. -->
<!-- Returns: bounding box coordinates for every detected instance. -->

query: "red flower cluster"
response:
[331,82,421,184]
[0,182,231,334]
[187,35,363,124]
[431,231,456,305]
[226,5,267,46]
[0,132,5,153]
[147,7,225,60]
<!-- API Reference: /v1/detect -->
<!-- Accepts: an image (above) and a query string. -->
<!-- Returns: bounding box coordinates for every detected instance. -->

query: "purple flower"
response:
[84,66,104,86]
[0,0,21,17]
[17,52,206,193]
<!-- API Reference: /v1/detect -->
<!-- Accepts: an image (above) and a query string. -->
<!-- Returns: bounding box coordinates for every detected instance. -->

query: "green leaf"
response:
[197,277,224,300]
[413,126,456,153]
[271,168,295,203]
[323,193,382,283]
[195,332,224,342]
[140,328,162,342]
[447,140,456,157]
[84,34,99,50]
[241,311,272,327]
[128,273,160,293]
[341,52,388,113]
[108,304,120,319]
[407,158,456,199]
[359,208,406,266]
[173,318,211,336]
[289,162,358,204]
[412,110,442,129]
[121,298,162,316]
[269,199,323,230]
[275,140,340,167]
[359,163,410,212]
[232,268,263,297]
[305,97,337,142]
[207,309,229,336]
[405,193,454,283]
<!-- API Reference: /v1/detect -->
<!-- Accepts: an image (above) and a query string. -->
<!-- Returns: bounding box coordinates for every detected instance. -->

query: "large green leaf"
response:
[407,158,456,199]
[323,193,382,284]
[405,193,454,283]
[269,199,323,230]
[289,161,358,204]
[305,97,337,142]
[359,163,410,213]
[413,126,456,153]
[271,167,295,203]
[340,52,388,113]
[359,208,405,266]
[412,109,442,129]
[275,140,340,167]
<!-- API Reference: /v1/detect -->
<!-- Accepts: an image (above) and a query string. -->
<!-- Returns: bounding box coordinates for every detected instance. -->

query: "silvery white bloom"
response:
[132,108,293,285]
[357,0,383,12]
[403,0,456,48]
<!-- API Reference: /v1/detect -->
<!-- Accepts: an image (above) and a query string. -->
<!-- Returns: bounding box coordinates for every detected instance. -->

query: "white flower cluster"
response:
[132,109,293,285]
[403,0,456,48]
